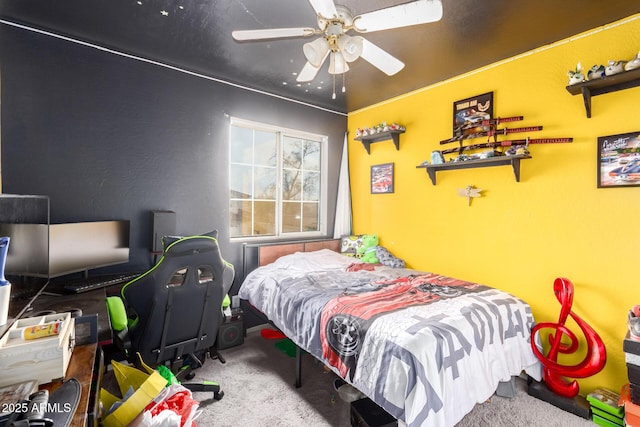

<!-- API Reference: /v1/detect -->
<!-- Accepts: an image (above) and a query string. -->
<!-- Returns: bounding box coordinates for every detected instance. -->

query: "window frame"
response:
[229,117,328,242]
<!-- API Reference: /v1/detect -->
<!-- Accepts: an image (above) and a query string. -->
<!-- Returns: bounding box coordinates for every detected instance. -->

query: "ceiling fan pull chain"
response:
[332,73,336,99]
[342,72,346,93]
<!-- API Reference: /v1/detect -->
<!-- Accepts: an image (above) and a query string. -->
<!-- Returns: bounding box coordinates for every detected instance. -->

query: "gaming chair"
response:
[106,232,234,399]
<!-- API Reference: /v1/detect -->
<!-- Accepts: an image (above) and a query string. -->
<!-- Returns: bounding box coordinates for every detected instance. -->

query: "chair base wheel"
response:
[214,390,224,400]
[210,349,226,364]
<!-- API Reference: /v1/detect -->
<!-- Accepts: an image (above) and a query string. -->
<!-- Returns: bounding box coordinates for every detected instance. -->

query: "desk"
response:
[1,283,110,427]
[28,286,110,425]
[24,286,113,345]
[40,343,103,427]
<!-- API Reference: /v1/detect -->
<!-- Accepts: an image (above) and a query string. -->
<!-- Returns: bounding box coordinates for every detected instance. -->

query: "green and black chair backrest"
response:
[121,234,234,366]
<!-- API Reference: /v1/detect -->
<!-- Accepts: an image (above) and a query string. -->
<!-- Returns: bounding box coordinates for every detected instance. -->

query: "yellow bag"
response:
[100,358,167,427]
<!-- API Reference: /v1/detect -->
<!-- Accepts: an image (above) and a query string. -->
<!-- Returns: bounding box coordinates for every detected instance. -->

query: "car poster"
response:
[453,92,493,138]
[597,131,640,188]
[370,163,394,194]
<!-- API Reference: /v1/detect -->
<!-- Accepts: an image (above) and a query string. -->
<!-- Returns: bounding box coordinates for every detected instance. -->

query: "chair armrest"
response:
[106,296,132,350]
[222,262,235,296]
[106,296,128,332]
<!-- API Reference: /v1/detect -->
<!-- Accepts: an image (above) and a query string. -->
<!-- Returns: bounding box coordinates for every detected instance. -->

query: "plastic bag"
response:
[132,384,201,427]
[138,410,182,427]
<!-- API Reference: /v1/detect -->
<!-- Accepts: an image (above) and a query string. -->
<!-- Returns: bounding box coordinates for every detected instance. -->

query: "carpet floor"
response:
[189,325,595,427]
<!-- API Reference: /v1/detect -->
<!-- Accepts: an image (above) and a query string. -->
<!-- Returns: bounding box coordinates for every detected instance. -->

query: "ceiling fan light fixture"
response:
[233,0,443,99]
[338,35,363,62]
[329,52,349,74]
[303,37,330,68]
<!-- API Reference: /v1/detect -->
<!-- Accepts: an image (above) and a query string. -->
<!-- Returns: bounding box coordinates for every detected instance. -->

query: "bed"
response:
[238,241,542,427]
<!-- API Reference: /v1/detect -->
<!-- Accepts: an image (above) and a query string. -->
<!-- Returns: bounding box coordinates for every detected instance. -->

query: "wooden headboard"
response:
[257,239,340,266]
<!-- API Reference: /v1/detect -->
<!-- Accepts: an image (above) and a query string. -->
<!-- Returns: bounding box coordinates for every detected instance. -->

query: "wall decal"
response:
[457,185,482,206]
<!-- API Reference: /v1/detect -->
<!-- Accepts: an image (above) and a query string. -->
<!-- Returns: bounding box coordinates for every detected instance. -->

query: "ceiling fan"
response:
[232,0,443,97]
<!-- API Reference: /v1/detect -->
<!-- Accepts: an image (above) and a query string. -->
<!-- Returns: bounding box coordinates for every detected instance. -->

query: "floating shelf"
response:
[566,67,640,118]
[355,129,405,154]
[416,155,532,185]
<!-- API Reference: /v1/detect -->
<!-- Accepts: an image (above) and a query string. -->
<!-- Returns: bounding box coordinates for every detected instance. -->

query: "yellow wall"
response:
[347,14,640,395]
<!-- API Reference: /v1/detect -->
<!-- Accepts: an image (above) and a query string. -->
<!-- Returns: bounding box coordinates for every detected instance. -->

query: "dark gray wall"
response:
[0,24,346,310]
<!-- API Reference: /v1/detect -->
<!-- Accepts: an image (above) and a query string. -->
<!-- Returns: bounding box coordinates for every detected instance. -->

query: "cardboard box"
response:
[0,312,74,387]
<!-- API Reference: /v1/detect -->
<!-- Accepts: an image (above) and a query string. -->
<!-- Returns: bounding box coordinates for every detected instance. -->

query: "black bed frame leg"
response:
[295,344,302,388]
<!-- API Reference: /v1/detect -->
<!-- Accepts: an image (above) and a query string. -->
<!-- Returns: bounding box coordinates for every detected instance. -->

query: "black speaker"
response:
[217,309,244,350]
[151,210,176,252]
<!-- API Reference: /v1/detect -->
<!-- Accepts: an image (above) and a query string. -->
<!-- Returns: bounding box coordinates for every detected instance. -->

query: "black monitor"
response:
[0,194,50,224]
[0,195,50,319]
[0,220,130,279]
[48,220,130,277]
[0,194,50,279]
[0,195,130,279]
[0,223,50,278]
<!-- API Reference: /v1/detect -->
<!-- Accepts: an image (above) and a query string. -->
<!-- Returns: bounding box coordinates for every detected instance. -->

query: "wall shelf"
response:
[416,155,532,185]
[566,67,640,118]
[355,129,405,154]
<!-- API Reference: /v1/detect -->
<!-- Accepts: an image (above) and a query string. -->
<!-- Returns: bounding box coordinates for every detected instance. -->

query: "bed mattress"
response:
[239,249,542,426]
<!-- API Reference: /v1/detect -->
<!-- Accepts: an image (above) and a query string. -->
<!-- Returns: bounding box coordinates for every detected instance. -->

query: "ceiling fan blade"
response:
[297,61,321,82]
[232,27,315,41]
[308,0,337,18]
[354,0,443,33]
[360,39,405,76]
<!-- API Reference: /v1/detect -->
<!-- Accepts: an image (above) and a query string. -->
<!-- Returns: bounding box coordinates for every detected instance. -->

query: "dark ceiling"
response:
[1,1,638,113]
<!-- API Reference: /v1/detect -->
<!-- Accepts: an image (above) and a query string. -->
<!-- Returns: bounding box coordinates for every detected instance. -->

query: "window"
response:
[229,117,327,239]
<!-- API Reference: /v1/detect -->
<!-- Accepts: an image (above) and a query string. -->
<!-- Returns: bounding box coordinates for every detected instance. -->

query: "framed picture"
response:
[371,163,394,194]
[453,92,493,138]
[597,131,640,188]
